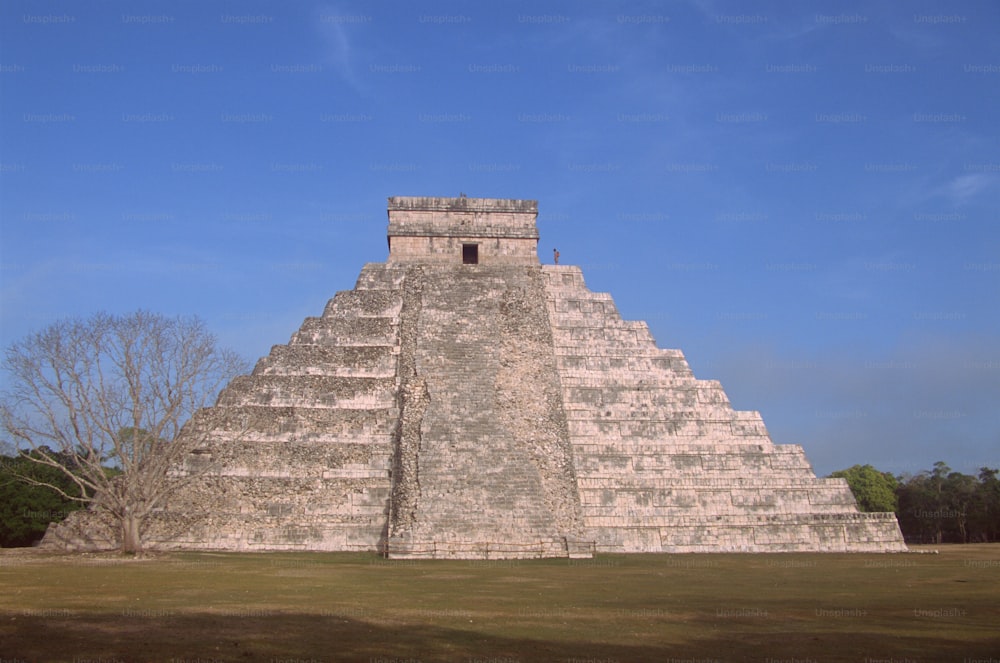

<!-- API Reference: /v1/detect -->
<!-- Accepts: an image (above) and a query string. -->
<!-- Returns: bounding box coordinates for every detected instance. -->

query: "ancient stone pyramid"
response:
[48,196,906,556]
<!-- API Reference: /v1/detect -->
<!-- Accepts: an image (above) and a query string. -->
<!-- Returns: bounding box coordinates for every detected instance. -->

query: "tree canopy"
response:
[0,449,87,547]
[829,464,899,513]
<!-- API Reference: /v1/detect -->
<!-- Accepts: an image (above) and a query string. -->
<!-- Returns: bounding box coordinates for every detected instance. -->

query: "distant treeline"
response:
[831,462,1000,544]
[0,450,86,547]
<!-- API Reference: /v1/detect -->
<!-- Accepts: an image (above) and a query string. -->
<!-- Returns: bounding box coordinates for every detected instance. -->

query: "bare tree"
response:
[1,311,247,553]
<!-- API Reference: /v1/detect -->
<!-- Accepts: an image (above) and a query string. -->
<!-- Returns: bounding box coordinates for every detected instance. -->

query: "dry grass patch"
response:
[0,545,997,661]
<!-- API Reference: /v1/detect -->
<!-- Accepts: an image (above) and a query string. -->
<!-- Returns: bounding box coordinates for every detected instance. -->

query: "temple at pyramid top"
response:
[387,195,540,265]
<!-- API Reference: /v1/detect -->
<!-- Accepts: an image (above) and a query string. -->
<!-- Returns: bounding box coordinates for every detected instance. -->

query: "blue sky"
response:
[1,0,997,477]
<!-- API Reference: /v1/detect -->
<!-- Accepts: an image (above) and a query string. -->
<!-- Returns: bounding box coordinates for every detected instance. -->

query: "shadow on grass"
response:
[3,612,999,663]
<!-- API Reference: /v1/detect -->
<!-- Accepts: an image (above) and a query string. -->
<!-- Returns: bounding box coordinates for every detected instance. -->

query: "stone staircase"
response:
[386,265,587,558]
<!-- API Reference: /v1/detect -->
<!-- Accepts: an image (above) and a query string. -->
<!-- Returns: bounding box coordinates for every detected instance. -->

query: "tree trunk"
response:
[121,511,142,554]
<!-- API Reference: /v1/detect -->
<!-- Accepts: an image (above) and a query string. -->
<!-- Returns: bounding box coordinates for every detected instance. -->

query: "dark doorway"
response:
[462,244,479,264]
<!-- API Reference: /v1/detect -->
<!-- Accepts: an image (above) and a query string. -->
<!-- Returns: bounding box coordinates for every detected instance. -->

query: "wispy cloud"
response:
[314,5,365,92]
[937,173,997,205]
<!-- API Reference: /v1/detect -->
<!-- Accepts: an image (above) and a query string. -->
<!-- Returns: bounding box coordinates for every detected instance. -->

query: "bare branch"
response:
[1,311,247,553]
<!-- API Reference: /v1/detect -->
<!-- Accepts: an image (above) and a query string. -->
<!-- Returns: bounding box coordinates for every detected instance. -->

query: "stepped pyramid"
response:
[46,196,906,556]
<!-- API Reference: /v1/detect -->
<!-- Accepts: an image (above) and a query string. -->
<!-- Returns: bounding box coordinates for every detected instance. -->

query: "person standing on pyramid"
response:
[553,248,560,264]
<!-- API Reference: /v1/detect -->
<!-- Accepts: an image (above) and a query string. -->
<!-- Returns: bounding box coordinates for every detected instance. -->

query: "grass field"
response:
[1,544,997,662]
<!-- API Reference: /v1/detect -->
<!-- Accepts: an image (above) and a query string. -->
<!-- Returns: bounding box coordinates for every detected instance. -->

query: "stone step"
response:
[189,404,397,438]
[557,375,699,389]
[575,451,782,470]
[323,290,403,318]
[571,441,779,455]
[579,486,857,509]
[565,384,730,407]
[254,344,399,377]
[584,510,900,528]
[555,364,696,381]
[353,262,407,290]
[553,345,688,360]
[188,439,391,465]
[577,476,843,489]
[292,316,398,346]
[571,455,815,475]
[567,418,768,440]
[217,375,397,409]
